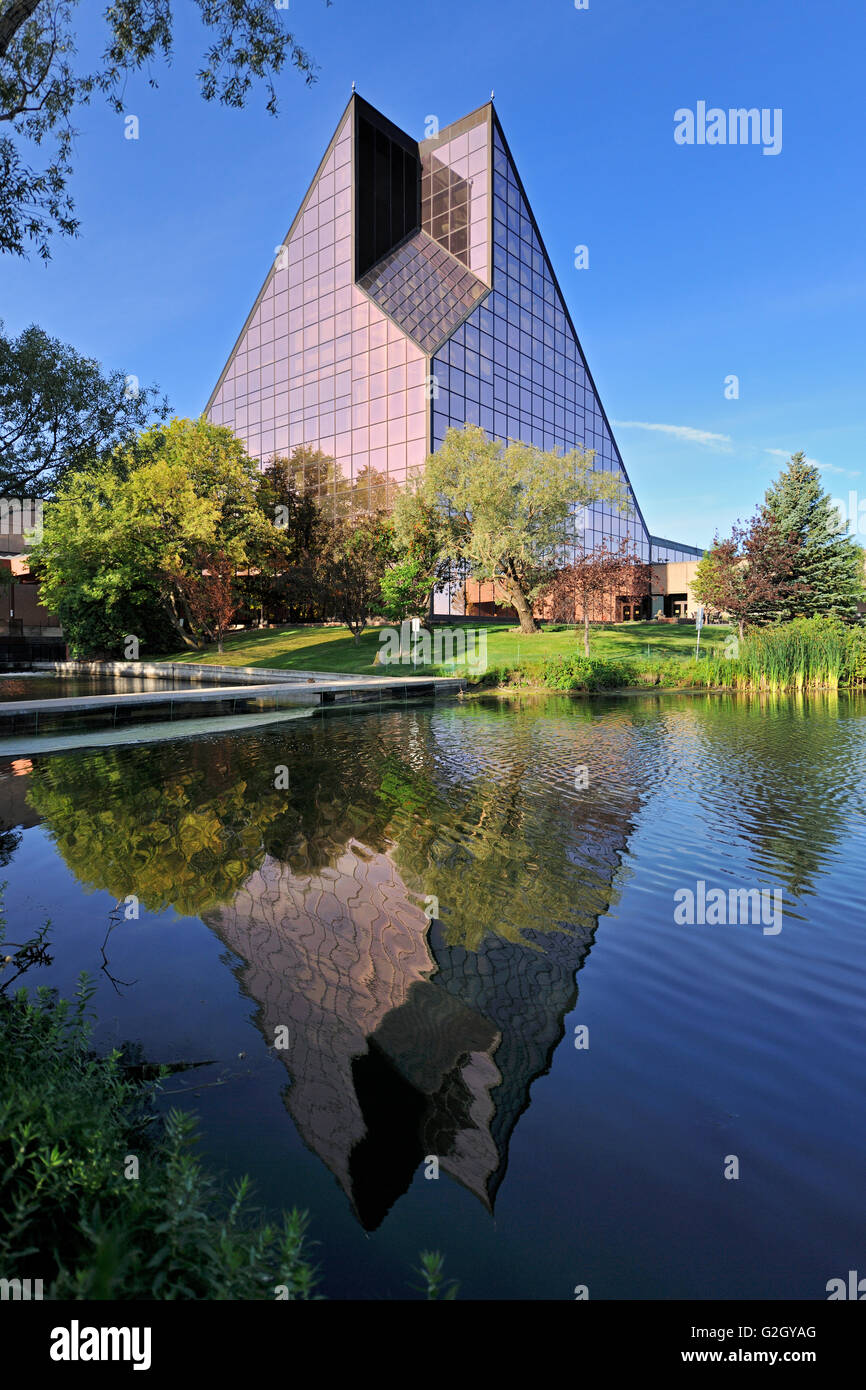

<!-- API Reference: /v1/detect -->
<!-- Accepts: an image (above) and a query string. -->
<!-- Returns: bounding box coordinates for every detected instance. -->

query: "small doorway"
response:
[618,600,641,622]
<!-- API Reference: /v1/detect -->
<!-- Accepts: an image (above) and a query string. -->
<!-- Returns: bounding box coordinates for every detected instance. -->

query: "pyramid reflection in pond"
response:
[205,841,596,1230]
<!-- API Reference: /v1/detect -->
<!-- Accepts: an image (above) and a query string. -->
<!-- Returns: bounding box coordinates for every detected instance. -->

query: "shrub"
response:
[538,655,636,691]
[0,974,318,1300]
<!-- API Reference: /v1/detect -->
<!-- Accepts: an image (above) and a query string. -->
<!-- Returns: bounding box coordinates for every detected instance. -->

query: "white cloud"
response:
[612,420,733,450]
[764,448,859,478]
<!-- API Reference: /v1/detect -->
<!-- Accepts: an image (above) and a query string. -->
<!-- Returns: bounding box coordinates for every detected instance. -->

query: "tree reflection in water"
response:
[22,699,684,1225]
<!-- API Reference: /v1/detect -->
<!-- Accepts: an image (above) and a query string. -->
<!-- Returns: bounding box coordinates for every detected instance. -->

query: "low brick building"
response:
[0,508,63,644]
[457,553,703,624]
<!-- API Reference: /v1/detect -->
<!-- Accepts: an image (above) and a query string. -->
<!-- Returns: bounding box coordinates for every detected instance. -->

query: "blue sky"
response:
[2,0,864,548]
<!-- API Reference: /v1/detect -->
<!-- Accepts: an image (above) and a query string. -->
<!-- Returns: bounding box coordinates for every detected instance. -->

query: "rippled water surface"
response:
[0,675,202,701]
[1,690,864,1299]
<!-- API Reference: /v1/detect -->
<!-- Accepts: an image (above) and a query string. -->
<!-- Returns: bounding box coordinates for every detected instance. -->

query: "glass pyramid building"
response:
[206,94,700,613]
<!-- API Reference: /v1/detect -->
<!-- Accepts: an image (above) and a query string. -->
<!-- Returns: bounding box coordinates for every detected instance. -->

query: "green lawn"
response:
[159,621,731,677]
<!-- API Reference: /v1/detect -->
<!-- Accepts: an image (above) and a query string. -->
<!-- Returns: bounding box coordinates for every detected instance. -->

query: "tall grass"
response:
[469,618,866,693]
[736,619,846,690]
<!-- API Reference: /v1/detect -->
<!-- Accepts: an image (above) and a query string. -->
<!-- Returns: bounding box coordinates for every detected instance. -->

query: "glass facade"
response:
[354,108,420,279]
[208,107,428,510]
[358,229,487,356]
[650,536,705,563]
[430,116,651,584]
[206,95,700,607]
[420,110,490,280]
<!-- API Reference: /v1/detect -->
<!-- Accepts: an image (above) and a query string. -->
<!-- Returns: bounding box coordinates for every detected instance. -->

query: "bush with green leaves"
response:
[0,972,318,1300]
[0,902,459,1301]
[538,655,638,691]
[414,1251,459,1300]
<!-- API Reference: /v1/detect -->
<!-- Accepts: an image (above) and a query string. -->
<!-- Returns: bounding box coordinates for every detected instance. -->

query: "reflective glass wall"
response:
[430,119,652,611]
[208,109,428,511]
[420,109,490,282]
[207,95,699,617]
[650,538,705,563]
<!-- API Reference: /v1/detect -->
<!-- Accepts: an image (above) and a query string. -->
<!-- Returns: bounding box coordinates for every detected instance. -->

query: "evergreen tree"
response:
[764,452,865,622]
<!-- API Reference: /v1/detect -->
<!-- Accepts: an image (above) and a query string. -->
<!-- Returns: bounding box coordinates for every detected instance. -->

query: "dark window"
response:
[355,109,420,278]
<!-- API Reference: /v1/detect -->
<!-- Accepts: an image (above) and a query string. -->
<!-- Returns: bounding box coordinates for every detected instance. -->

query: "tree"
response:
[544,539,652,655]
[692,540,736,627]
[26,738,288,917]
[0,1,323,260]
[390,481,449,616]
[31,417,278,655]
[316,512,394,644]
[26,697,629,951]
[764,452,865,622]
[692,508,807,641]
[285,444,340,504]
[379,556,437,624]
[0,321,169,497]
[617,544,654,615]
[394,424,628,635]
[350,463,398,516]
[171,549,239,654]
[250,454,324,624]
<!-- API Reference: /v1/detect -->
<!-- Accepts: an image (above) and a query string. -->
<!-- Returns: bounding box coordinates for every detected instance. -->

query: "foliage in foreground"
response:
[0,320,170,498]
[0,911,457,1300]
[1,2,319,261]
[415,1250,459,1300]
[0,974,318,1300]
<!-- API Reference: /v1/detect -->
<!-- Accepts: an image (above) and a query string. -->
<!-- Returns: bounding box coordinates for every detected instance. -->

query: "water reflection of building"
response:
[205,842,596,1230]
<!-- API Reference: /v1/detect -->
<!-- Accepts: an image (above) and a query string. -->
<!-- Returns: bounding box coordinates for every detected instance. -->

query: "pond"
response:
[0,674,211,701]
[1,690,864,1300]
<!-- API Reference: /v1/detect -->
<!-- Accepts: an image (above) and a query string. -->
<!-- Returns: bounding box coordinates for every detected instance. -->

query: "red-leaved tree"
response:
[692,508,808,640]
[171,549,239,654]
[544,539,653,655]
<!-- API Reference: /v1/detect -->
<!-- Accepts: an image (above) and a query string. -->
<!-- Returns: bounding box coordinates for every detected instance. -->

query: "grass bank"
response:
[159,620,729,676]
[158,617,865,692]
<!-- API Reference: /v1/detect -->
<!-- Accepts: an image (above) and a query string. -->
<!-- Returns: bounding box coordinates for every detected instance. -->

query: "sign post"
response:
[695,603,704,659]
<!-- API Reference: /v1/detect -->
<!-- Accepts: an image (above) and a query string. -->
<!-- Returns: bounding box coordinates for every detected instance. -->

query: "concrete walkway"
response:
[0,667,467,752]
[0,707,319,757]
[36,658,421,686]
[1,674,465,715]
